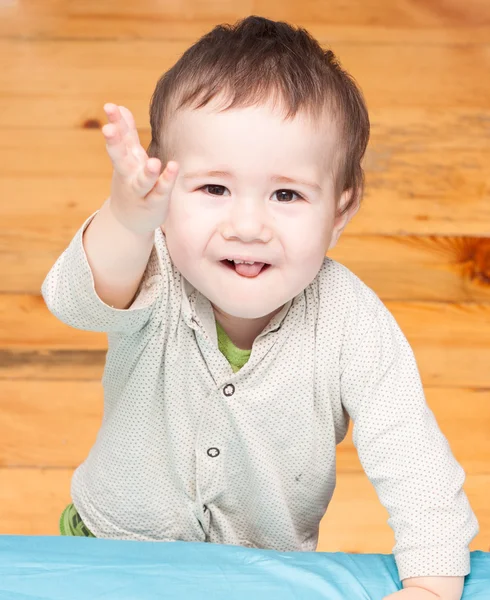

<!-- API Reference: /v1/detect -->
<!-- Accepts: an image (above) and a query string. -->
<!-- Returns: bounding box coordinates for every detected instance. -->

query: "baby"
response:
[42,15,478,600]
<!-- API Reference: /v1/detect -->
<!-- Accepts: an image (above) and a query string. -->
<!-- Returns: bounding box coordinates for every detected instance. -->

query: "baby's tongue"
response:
[234,262,266,277]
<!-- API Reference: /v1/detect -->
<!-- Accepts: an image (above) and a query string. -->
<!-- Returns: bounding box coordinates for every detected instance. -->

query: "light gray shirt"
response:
[41,211,479,581]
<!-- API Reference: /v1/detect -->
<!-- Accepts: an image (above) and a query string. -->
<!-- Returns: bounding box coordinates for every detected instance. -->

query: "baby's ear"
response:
[338,187,359,215]
[328,189,358,250]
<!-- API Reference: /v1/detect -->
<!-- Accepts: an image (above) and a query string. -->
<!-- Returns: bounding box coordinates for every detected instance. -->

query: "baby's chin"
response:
[175,256,307,319]
[211,301,286,321]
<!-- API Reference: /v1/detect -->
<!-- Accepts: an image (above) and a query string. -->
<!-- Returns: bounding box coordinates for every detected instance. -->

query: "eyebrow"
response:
[182,170,322,192]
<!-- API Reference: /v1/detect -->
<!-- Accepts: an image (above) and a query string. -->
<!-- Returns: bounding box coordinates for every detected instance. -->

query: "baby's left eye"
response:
[274,189,303,203]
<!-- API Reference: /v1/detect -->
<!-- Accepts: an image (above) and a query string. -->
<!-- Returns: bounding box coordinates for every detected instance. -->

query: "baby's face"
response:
[161,99,353,321]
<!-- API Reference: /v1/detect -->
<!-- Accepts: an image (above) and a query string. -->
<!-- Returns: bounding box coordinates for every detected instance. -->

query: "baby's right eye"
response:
[200,184,228,196]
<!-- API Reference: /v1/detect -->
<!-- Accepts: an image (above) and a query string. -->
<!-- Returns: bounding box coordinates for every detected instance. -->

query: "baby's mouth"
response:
[220,259,271,278]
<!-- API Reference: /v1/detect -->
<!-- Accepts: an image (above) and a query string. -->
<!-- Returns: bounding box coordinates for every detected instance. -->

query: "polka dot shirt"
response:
[41,211,479,581]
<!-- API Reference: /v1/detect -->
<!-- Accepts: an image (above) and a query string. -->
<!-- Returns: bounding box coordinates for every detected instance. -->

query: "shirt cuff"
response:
[394,546,471,581]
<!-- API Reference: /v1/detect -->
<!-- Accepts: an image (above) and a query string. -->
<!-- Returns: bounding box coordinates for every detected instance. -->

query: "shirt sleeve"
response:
[339,285,480,581]
[41,211,167,334]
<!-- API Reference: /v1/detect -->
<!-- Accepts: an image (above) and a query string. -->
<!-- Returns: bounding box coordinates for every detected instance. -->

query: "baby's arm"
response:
[340,287,479,584]
[41,104,179,332]
[83,104,178,310]
[83,198,155,311]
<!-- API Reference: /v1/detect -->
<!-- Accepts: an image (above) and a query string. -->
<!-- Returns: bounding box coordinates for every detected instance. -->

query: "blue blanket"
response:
[0,536,488,599]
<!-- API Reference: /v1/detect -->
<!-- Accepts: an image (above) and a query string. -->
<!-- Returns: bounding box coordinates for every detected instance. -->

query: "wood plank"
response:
[65,0,490,28]
[3,129,490,192]
[0,349,106,382]
[0,379,102,468]
[394,303,490,389]
[2,110,489,230]
[2,88,489,146]
[2,128,490,292]
[1,39,490,108]
[1,1,489,44]
[0,468,72,536]
[3,208,490,298]
[1,380,489,473]
[0,467,487,553]
[330,236,490,303]
[2,174,489,241]
[1,298,490,387]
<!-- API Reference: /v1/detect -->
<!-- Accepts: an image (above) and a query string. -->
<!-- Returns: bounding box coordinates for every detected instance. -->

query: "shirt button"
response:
[223,384,235,397]
[207,447,220,458]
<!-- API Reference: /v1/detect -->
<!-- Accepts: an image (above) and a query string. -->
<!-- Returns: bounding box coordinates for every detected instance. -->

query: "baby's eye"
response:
[201,184,228,196]
[273,189,303,203]
[199,185,303,203]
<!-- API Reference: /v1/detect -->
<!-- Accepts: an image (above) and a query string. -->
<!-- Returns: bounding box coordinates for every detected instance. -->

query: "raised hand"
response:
[101,103,179,235]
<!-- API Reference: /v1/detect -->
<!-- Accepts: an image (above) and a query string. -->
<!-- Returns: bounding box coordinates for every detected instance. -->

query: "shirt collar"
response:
[181,275,298,346]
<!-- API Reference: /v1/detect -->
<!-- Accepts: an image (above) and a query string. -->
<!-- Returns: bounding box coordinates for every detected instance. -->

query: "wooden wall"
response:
[0,1,489,554]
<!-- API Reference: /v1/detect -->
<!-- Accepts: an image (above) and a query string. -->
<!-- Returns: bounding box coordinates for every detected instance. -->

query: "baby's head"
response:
[147,16,370,321]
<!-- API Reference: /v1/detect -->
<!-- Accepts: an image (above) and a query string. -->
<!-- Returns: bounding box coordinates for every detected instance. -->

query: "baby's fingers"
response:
[102,104,147,174]
[102,122,132,175]
[132,158,164,197]
[114,105,147,163]
[145,161,179,201]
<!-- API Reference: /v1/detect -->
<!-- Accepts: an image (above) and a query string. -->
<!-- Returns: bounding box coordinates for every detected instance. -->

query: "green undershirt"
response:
[215,319,252,372]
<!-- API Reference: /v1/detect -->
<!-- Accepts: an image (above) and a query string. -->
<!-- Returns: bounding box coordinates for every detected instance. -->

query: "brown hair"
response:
[148,15,370,217]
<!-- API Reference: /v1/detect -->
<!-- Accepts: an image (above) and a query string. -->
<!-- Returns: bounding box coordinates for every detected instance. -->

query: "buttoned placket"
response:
[183,284,296,540]
[193,324,289,541]
[189,317,266,539]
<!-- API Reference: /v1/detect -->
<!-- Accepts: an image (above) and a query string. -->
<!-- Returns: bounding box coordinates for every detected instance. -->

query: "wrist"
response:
[107,196,156,238]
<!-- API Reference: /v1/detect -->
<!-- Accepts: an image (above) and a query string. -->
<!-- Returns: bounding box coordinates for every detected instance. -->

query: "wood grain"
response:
[2,116,490,236]
[2,172,489,239]
[1,0,489,43]
[1,39,490,108]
